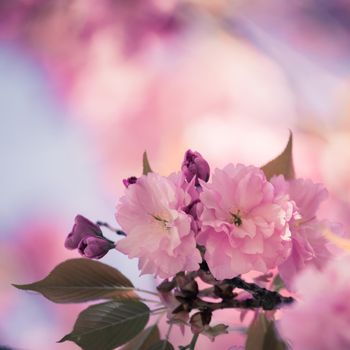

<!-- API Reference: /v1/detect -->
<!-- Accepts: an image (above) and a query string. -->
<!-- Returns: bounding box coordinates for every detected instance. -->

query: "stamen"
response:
[153,215,167,223]
[151,214,171,230]
[231,211,242,227]
[294,215,316,227]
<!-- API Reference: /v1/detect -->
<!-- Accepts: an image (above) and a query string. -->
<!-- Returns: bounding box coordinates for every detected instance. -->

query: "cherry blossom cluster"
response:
[26,146,349,350]
[112,150,332,288]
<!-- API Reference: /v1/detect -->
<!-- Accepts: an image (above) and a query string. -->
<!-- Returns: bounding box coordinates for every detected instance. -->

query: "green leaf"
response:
[148,340,175,350]
[143,151,153,175]
[121,324,160,350]
[245,314,268,350]
[59,300,150,350]
[263,322,288,350]
[272,274,285,292]
[261,131,295,180]
[13,258,137,303]
[246,314,288,350]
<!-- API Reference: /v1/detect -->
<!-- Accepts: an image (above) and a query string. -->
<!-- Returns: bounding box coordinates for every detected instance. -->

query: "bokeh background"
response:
[1,1,350,349]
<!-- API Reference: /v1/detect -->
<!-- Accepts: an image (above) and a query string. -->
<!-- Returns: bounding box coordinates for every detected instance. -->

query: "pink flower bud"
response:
[182,150,210,186]
[78,236,114,259]
[122,176,138,188]
[64,215,102,249]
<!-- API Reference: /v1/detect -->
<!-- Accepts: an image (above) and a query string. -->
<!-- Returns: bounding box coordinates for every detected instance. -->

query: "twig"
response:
[226,276,294,310]
[151,307,167,314]
[96,221,126,236]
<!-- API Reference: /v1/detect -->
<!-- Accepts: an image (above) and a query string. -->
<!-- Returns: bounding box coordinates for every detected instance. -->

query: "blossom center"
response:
[294,215,315,228]
[230,211,242,227]
[152,214,171,230]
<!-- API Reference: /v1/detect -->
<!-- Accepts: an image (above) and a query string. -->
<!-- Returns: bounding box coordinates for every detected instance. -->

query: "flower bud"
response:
[182,150,210,186]
[122,176,138,188]
[64,215,102,249]
[78,236,114,259]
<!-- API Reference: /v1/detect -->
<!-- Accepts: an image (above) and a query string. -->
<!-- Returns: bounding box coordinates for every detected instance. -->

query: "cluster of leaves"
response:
[13,257,290,350]
[14,259,173,350]
[14,132,295,350]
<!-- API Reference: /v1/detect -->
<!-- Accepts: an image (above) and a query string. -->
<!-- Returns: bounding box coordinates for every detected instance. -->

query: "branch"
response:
[225,276,294,310]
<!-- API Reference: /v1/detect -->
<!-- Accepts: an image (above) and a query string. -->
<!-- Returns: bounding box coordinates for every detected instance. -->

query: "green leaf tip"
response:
[57,334,71,343]
[142,151,153,175]
[261,130,295,180]
[12,283,31,290]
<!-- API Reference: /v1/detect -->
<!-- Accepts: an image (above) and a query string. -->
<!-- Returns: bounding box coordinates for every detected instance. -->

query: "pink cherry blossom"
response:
[196,164,293,280]
[115,172,201,278]
[278,255,350,350]
[272,176,333,288]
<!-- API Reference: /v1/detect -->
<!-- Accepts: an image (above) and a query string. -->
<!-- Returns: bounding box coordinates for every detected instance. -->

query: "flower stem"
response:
[189,334,199,349]
[165,323,173,341]
[151,307,167,314]
[135,288,160,297]
[96,221,126,236]
[180,334,199,350]
[139,298,162,304]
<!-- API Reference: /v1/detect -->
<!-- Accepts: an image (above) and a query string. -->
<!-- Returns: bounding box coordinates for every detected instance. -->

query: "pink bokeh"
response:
[1,1,350,349]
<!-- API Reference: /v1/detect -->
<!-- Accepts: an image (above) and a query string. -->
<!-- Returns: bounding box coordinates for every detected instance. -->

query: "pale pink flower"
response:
[278,255,350,350]
[115,172,201,278]
[273,176,333,288]
[196,164,293,280]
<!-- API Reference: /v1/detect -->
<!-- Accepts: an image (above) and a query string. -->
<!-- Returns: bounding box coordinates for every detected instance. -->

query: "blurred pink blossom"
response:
[115,172,201,278]
[273,176,333,288]
[196,164,293,280]
[278,255,350,350]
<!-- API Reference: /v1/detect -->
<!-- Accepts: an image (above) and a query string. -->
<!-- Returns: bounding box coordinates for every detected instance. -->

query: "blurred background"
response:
[1,0,350,349]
